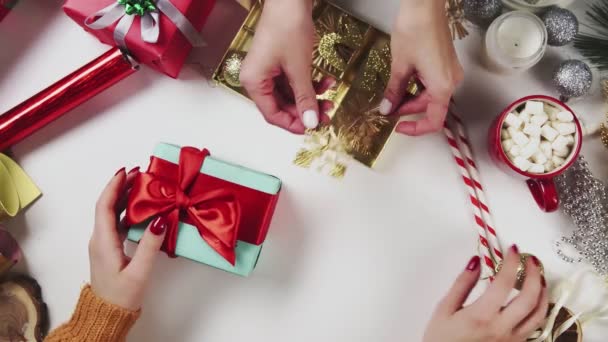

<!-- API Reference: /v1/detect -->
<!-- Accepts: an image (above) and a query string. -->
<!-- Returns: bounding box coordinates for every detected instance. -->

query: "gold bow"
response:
[0,154,41,221]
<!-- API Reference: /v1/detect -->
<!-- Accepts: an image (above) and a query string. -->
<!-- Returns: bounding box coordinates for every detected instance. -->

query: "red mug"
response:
[488,95,583,212]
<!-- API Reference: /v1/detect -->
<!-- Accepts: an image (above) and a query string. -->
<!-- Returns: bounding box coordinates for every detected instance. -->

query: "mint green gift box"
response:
[127,143,282,277]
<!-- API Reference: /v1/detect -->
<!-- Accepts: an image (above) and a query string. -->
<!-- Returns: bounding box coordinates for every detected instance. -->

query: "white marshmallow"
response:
[513,156,532,171]
[504,112,523,128]
[530,114,549,126]
[507,126,519,138]
[523,123,542,137]
[541,124,559,141]
[532,151,548,164]
[529,163,545,174]
[552,156,566,167]
[544,160,555,172]
[525,101,545,116]
[553,146,570,158]
[520,141,539,159]
[530,135,541,147]
[540,141,553,158]
[502,139,514,152]
[519,110,531,123]
[557,111,574,122]
[512,131,530,146]
[501,129,510,140]
[552,135,570,151]
[545,104,561,120]
[565,135,575,146]
[554,122,577,136]
[508,145,521,157]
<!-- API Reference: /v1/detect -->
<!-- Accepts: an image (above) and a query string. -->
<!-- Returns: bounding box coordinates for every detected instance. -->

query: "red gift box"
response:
[63,0,215,78]
[0,0,16,22]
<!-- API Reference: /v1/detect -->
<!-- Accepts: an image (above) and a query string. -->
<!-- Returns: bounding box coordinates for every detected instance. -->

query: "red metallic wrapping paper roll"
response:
[0,48,138,151]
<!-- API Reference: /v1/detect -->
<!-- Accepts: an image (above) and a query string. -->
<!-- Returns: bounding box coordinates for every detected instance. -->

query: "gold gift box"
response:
[213,1,418,170]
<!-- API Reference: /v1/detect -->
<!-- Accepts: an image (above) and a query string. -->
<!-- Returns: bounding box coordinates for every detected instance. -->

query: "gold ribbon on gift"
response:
[0,154,41,221]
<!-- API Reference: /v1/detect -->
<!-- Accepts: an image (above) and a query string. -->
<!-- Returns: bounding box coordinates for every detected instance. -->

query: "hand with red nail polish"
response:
[240,0,333,134]
[380,0,463,136]
[423,246,549,342]
[88,168,167,311]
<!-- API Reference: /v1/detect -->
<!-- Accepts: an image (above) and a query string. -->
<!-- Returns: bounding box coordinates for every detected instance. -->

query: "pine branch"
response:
[574,0,608,71]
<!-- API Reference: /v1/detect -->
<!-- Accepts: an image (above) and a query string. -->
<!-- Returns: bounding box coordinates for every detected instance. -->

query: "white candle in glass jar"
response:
[485,11,548,72]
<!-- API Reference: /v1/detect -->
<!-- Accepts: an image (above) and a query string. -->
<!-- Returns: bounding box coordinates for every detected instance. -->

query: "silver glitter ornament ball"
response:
[553,60,593,99]
[542,7,579,46]
[463,0,503,26]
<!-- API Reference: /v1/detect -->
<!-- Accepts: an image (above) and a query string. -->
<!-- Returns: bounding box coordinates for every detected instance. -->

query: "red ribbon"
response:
[126,147,241,265]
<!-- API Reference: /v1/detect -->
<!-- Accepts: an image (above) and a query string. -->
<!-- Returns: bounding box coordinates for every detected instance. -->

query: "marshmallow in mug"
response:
[501,100,577,174]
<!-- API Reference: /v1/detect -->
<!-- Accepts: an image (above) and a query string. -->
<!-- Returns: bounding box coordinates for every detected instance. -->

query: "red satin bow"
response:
[126,147,241,265]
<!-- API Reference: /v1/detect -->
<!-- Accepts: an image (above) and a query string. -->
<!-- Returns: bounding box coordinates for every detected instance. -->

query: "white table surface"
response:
[1,1,607,341]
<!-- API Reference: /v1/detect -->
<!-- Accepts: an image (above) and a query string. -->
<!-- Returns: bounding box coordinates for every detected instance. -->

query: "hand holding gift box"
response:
[126,143,281,276]
[0,0,215,151]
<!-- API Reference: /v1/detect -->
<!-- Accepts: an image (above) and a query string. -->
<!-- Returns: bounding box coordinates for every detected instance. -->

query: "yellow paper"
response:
[0,154,41,220]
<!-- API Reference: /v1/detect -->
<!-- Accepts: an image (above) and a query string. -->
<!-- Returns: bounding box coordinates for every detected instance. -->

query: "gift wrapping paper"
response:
[213,1,419,169]
[63,0,216,78]
[127,143,281,276]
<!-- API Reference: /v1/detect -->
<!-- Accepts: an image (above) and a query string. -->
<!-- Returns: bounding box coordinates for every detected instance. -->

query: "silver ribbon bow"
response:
[85,0,205,50]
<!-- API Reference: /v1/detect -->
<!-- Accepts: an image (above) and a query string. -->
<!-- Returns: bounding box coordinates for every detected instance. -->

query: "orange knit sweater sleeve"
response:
[44,285,140,342]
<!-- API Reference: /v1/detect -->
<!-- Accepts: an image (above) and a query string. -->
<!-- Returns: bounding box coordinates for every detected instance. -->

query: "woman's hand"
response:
[240,0,323,134]
[380,0,463,136]
[423,245,549,342]
[88,167,167,311]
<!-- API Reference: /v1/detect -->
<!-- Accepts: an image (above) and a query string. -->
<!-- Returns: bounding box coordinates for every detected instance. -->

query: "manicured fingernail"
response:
[302,110,319,129]
[466,256,480,271]
[532,256,541,267]
[150,216,167,236]
[128,166,140,175]
[541,276,547,288]
[114,167,125,176]
[511,244,519,254]
[379,98,392,115]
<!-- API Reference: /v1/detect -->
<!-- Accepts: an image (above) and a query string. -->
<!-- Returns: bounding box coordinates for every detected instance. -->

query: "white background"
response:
[1,0,607,341]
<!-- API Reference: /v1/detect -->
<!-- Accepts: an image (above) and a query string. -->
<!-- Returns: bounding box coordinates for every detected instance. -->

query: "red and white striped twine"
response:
[443,104,504,279]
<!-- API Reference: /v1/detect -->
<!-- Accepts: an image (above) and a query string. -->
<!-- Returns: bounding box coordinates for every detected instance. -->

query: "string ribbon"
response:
[529,268,608,342]
[85,0,205,50]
